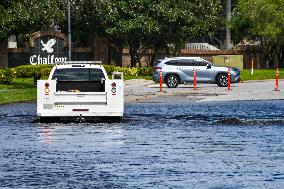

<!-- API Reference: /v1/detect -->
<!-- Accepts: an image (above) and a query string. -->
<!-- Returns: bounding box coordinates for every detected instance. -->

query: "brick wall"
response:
[121,47,267,69]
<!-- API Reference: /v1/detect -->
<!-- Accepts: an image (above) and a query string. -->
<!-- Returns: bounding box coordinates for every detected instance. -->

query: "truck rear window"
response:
[52,68,105,81]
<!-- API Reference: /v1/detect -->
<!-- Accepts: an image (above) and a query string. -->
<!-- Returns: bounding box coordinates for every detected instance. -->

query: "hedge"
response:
[104,65,152,76]
[12,64,53,78]
[0,68,13,84]
[0,64,153,84]
[12,64,152,78]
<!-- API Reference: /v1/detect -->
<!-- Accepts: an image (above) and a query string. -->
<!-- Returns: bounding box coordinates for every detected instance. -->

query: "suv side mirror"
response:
[206,64,212,69]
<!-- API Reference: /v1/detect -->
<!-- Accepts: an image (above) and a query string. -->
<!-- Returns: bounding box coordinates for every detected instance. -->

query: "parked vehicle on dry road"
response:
[37,61,124,121]
[153,57,241,88]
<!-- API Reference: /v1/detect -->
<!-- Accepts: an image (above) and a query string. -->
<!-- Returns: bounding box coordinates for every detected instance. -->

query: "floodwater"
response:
[0,101,284,188]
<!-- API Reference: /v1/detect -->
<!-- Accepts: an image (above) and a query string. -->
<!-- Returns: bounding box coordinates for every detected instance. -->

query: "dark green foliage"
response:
[0,0,65,40]
[231,0,284,68]
[1,0,224,67]
[101,0,223,66]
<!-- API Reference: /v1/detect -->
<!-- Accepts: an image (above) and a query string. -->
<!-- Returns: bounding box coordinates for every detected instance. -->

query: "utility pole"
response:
[68,0,72,60]
[226,0,231,49]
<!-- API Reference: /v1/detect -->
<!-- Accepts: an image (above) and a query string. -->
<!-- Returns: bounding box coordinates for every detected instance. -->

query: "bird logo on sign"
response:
[41,39,56,53]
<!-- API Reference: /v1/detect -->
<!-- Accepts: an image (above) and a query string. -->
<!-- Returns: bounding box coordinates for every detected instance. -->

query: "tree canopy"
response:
[100,0,223,66]
[0,0,65,40]
[0,0,224,66]
[231,0,284,67]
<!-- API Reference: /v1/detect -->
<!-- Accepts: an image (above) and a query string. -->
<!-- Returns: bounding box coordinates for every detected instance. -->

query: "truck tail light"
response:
[111,82,116,95]
[45,82,50,95]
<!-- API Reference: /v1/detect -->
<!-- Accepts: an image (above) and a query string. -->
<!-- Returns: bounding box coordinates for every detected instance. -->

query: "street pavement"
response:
[124,79,284,103]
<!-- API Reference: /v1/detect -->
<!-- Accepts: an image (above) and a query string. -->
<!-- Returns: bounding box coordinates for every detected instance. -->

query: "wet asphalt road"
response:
[0,101,283,188]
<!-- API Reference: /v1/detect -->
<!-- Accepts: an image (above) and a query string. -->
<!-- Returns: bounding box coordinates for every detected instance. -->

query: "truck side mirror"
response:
[101,77,106,84]
[207,64,211,69]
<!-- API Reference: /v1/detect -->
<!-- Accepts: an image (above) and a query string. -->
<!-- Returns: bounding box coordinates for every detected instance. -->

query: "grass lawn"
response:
[0,78,36,104]
[124,75,152,80]
[0,78,35,90]
[0,88,36,104]
[240,69,283,81]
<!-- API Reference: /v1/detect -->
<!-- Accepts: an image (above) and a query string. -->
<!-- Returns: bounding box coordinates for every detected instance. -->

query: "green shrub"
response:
[123,67,139,76]
[41,67,53,77]
[103,65,116,75]
[11,64,152,79]
[13,64,53,78]
[138,67,153,76]
[0,68,14,84]
[104,65,152,76]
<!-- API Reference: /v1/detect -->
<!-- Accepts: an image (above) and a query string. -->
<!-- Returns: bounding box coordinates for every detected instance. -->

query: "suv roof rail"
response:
[55,61,102,65]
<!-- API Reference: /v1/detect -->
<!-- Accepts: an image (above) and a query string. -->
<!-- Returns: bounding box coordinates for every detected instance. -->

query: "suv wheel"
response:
[216,74,228,87]
[165,75,179,88]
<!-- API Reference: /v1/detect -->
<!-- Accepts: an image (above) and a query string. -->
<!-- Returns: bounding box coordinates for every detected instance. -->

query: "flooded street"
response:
[0,101,284,188]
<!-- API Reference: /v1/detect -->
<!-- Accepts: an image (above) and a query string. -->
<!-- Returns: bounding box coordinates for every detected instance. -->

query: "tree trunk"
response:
[129,46,136,67]
[150,47,158,66]
[128,39,149,67]
[226,0,232,49]
[137,47,148,67]
[261,38,276,68]
[281,47,284,68]
[276,45,284,68]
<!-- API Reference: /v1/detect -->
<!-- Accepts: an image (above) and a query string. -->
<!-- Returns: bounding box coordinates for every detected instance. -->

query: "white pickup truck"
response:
[37,61,124,122]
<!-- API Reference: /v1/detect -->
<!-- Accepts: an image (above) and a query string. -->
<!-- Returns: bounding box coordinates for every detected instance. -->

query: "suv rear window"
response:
[165,60,177,65]
[52,68,105,81]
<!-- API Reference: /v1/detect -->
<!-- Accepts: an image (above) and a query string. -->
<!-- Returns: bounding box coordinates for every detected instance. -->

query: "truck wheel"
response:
[165,75,179,88]
[216,74,228,87]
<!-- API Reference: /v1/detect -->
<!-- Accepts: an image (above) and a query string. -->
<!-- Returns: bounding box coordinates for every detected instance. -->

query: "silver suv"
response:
[153,57,240,88]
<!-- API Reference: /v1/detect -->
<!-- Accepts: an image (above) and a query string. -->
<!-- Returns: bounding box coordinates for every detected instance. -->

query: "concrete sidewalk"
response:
[124,79,284,103]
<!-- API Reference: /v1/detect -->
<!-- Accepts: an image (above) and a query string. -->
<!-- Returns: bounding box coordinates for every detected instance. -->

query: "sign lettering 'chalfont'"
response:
[30,38,68,65]
[30,55,67,65]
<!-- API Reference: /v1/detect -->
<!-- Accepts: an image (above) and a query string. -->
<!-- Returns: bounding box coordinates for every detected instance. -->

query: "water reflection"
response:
[36,123,125,146]
[42,126,52,144]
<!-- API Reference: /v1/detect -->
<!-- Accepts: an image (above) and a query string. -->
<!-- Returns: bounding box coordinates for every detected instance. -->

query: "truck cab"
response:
[37,61,124,122]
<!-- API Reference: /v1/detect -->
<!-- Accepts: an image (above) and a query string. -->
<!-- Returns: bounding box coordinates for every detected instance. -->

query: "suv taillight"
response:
[153,66,162,71]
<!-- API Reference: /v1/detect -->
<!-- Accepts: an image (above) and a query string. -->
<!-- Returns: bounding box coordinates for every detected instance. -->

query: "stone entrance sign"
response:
[29,31,68,65]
